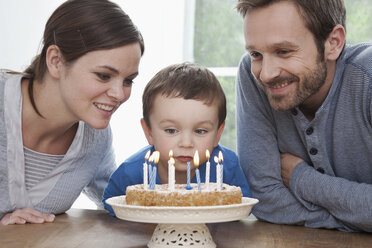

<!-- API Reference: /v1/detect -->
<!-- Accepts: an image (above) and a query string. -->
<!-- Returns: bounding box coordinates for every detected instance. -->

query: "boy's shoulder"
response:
[212,144,238,165]
[117,145,154,172]
[125,145,154,163]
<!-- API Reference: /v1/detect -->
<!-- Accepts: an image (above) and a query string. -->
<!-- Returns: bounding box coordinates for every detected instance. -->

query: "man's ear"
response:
[324,24,345,61]
[140,118,154,145]
[214,122,225,147]
[46,45,63,79]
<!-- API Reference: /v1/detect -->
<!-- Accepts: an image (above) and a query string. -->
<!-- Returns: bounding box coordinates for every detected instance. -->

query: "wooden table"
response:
[1,208,371,248]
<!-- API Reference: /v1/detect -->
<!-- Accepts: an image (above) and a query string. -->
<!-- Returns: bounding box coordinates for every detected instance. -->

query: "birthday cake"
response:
[125,183,242,207]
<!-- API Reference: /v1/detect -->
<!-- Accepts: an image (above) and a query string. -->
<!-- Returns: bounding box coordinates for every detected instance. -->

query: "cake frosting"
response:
[126,183,242,206]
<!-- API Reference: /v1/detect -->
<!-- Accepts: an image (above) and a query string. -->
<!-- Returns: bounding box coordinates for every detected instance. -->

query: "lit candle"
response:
[148,154,154,190]
[218,151,224,191]
[205,149,210,190]
[151,151,160,190]
[168,150,175,191]
[214,155,221,191]
[143,150,151,189]
[194,151,201,191]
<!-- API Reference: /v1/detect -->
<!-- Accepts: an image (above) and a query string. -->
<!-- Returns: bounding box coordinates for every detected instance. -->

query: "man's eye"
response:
[165,128,177,134]
[95,72,111,81]
[195,129,207,135]
[249,51,262,60]
[278,50,291,55]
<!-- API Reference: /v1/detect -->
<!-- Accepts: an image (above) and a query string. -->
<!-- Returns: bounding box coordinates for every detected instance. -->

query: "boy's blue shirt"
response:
[103,144,251,216]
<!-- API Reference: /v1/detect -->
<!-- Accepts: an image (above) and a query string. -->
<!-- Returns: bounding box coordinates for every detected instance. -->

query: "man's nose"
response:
[259,56,280,83]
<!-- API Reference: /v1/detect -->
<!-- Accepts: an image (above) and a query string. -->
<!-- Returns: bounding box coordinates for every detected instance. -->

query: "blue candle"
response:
[185,161,192,190]
[194,151,201,190]
[151,151,160,190]
[218,151,224,191]
[151,166,157,190]
[148,164,152,186]
[196,168,201,191]
[148,154,154,190]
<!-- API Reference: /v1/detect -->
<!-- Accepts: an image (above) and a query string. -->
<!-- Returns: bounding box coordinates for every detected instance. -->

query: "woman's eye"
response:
[95,72,111,81]
[195,129,207,135]
[124,78,134,86]
[165,128,177,134]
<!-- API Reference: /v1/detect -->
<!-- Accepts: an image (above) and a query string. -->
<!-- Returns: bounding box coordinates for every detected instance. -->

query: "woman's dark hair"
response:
[24,0,144,116]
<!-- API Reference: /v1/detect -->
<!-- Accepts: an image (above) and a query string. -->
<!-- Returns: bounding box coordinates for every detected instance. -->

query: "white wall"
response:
[0,0,189,209]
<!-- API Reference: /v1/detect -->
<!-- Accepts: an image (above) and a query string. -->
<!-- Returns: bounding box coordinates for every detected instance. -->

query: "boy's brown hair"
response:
[142,62,226,128]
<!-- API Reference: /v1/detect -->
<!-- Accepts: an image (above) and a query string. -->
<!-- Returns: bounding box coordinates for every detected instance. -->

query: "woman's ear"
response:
[46,45,63,79]
[214,122,225,147]
[324,24,345,61]
[141,118,154,145]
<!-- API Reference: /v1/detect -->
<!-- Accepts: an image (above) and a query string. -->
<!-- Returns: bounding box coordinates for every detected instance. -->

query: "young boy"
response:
[103,62,250,216]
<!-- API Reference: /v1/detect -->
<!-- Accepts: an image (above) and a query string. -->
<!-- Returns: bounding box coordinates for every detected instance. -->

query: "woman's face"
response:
[59,43,142,129]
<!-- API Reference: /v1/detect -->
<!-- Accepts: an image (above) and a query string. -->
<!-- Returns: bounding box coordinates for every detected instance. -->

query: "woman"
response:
[0,0,144,225]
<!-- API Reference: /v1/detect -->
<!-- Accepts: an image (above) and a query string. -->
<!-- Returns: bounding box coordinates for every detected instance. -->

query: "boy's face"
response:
[141,94,224,172]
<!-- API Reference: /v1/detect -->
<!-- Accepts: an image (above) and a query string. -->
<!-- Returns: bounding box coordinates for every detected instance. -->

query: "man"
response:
[235,0,372,232]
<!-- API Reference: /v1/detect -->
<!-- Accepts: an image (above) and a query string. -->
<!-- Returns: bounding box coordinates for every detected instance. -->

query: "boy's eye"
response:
[195,129,207,135]
[95,72,111,81]
[165,128,177,134]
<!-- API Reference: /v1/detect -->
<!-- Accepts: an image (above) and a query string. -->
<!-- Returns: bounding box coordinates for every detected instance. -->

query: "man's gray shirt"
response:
[236,43,372,232]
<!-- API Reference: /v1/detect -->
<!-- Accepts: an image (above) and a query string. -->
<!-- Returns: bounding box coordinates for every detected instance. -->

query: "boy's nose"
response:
[178,133,194,148]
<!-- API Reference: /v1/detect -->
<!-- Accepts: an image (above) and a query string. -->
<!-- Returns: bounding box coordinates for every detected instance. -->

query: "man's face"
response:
[243,1,328,111]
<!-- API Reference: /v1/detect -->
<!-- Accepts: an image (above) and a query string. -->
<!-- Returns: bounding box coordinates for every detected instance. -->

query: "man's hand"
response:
[0,207,55,225]
[281,153,304,187]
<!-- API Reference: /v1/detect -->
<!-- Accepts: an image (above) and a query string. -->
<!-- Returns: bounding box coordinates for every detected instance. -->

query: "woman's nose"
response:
[107,81,131,102]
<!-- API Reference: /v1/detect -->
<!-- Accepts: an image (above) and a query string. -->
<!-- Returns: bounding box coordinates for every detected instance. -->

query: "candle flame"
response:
[149,154,154,163]
[169,150,173,158]
[218,151,223,162]
[153,151,160,164]
[206,149,210,159]
[193,150,199,167]
[145,150,151,160]
[214,156,219,164]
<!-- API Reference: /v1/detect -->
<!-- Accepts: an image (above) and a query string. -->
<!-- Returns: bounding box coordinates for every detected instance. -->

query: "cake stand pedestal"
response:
[106,196,259,248]
[149,223,215,248]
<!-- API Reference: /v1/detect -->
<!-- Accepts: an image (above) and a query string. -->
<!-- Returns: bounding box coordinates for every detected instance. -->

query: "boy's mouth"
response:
[176,156,193,163]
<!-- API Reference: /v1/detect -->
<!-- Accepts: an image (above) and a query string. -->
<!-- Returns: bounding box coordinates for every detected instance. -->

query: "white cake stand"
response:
[106,196,259,248]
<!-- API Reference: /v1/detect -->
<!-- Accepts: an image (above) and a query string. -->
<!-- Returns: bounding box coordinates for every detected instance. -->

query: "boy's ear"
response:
[324,24,345,61]
[140,118,154,145]
[46,45,63,79]
[214,122,225,147]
